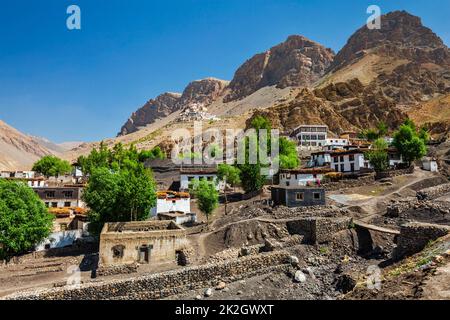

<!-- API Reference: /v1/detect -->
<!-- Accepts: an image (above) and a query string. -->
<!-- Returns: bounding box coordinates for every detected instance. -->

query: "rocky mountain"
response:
[325,11,450,104]
[224,35,335,102]
[0,120,57,171]
[248,78,406,135]
[118,92,181,136]
[118,78,228,136]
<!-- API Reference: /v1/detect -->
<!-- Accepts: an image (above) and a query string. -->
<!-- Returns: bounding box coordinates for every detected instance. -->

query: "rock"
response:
[289,256,299,266]
[236,290,243,295]
[215,281,226,290]
[223,287,230,293]
[335,274,357,294]
[433,255,444,264]
[204,288,213,297]
[224,35,334,102]
[294,270,307,283]
[247,233,254,240]
[195,295,202,300]
[263,238,282,252]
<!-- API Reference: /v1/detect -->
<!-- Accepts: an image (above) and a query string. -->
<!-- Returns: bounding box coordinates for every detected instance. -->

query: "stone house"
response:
[278,168,333,187]
[179,168,225,191]
[271,186,326,207]
[99,221,189,267]
[33,186,85,209]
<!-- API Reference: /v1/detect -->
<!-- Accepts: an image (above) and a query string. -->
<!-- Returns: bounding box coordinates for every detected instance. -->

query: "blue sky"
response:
[0,0,449,143]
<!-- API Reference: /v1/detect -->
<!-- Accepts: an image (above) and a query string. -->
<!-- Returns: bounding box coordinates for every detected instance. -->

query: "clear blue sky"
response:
[1,0,449,143]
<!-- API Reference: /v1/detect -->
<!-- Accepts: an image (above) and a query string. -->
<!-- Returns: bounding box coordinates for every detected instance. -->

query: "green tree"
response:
[365,138,389,172]
[32,155,72,177]
[278,137,300,169]
[193,179,219,225]
[82,165,157,235]
[393,119,427,166]
[0,180,53,260]
[217,164,241,215]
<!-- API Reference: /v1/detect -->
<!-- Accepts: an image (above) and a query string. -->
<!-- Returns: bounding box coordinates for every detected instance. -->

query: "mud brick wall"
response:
[286,217,351,244]
[7,251,290,300]
[393,222,450,260]
[323,175,375,191]
[417,182,450,201]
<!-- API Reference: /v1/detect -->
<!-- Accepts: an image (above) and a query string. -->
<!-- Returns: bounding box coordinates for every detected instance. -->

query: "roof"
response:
[157,191,190,199]
[330,148,369,156]
[272,185,326,191]
[180,168,218,175]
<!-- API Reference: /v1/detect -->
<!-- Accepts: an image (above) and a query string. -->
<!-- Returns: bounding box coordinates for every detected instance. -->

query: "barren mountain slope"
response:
[0,120,56,171]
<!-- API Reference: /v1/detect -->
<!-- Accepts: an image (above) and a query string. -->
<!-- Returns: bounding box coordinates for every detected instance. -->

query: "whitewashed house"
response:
[309,151,332,167]
[0,171,36,179]
[387,148,405,168]
[422,158,438,172]
[150,191,191,216]
[290,125,328,149]
[279,168,334,187]
[324,138,349,151]
[330,149,371,173]
[179,168,224,191]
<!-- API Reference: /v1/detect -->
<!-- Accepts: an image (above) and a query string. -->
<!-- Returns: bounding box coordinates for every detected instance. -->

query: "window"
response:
[349,155,355,162]
[313,192,321,200]
[318,135,325,140]
[112,245,125,259]
[60,223,67,231]
[188,176,195,182]
[51,202,58,208]
[45,191,55,199]
[340,156,344,162]
[340,164,345,172]
[207,176,214,181]
[311,135,317,140]
[64,202,71,208]
[286,181,290,187]
[335,165,339,171]
[63,191,73,198]
[296,193,304,201]
[350,163,355,172]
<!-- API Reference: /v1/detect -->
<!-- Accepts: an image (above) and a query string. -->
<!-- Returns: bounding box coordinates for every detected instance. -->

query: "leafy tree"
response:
[365,138,389,172]
[82,165,157,234]
[192,179,218,225]
[32,155,72,177]
[217,164,241,215]
[0,180,53,260]
[377,121,388,137]
[138,146,166,162]
[393,119,427,166]
[278,137,300,169]
[361,121,389,142]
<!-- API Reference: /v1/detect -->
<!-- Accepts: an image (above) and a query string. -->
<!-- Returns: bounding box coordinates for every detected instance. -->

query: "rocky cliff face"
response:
[119,78,228,136]
[248,78,407,135]
[326,11,450,105]
[224,35,335,102]
[330,11,449,72]
[118,92,181,136]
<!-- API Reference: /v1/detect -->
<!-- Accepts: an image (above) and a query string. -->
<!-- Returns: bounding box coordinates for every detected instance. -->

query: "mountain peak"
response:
[330,10,448,72]
[224,35,335,102]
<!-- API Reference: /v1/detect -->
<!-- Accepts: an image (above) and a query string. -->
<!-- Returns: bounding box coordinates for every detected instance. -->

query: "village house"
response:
[330,149,371,173]
[33,186,86,209]
[290,124,328,149]
[0,170,36,179]
[324,138,349,151]
[387,147,405,168]
[271,186,326,207]
[99,221,189,267]
[422,157,439,172]
[150,191,197,224]
[279,168,333,187]
[179,168,225,191]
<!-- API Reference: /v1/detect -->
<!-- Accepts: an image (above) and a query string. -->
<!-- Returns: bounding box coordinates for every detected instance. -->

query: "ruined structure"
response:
[99,221,189,267]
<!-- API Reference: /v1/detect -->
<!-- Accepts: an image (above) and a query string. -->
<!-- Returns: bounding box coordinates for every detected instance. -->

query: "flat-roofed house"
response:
[330,149,371,173]
[179,168,225,191]
[33,186,86,209]
[271,186,326,207]
[279,168,334,187]
[150,191,191,216]
[290,125,328,149]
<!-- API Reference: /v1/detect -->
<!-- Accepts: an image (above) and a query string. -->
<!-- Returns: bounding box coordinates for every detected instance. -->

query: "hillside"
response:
[0,120,57,171]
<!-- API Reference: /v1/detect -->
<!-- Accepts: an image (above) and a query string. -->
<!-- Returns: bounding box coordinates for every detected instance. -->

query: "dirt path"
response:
[421,261,450,299]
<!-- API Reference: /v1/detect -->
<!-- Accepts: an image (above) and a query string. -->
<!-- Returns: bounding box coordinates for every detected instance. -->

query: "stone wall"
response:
[416,182,450,201]
[323,174,375,191]
[7,251,290,300]
[375,166,414,180]
[286,217,351,244]
[393,222,450,260]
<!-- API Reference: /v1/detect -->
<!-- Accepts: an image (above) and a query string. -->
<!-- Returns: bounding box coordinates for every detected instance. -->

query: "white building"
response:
[387,148,405,168]
[179,168,224,191]
[330,149,371,173]
[0,171,36,179]
[422,158,438,172]
[309,151,332,167]
[290,125,328,149]
[151,191,191,216]
[324,138,349,151]
[279,168,334,187]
